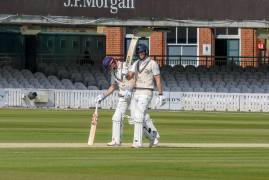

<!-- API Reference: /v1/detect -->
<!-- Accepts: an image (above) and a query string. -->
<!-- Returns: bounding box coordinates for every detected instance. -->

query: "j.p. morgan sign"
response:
[1,0,269,20]
[64,0,135,14]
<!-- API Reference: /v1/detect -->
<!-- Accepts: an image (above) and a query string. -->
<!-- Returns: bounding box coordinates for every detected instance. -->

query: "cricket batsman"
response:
[95,56,160,147]
[128,44,166,148]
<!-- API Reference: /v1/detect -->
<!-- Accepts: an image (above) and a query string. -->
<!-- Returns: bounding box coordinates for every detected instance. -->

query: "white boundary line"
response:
[1,143,269,148]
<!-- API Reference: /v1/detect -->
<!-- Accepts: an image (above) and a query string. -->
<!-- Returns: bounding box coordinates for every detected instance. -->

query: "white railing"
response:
[1,88,269,112]
[5,89,23,107]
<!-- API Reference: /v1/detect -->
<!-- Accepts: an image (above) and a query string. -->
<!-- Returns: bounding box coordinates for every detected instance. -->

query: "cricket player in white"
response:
[129,44,166,148]
[95,56,160,147]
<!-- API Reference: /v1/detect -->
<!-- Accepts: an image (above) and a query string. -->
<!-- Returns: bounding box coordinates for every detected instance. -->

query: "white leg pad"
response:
[144,114,160,139]
[144,114,157,132]
[111,97,128,144]
[120,121,124,141]
[112,121,121,144]
[133,122,143,146]
[129,99,135,125]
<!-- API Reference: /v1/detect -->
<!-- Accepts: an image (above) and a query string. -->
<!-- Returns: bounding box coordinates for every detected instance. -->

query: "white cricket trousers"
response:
[132,94,152,146]
[111,97,128,144]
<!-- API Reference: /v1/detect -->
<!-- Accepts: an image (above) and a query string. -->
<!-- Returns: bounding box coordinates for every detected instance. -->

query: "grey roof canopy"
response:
[1,0,269,27]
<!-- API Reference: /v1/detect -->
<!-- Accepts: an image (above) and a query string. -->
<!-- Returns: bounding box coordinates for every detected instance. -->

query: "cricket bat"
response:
[126,35,139,67]
[88,104,99,145]
[125,28,153,67]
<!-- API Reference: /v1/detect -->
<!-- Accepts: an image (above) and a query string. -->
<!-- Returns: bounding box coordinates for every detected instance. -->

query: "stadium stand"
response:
[0,63,269,93]
[0,64,107,90]
[160,64,269,93]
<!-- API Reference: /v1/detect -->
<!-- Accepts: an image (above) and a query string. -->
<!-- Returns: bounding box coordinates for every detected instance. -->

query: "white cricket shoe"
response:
[131,142,142,148]
[107,141,121,147]
[132,144,142,149]
[153,138,159,147]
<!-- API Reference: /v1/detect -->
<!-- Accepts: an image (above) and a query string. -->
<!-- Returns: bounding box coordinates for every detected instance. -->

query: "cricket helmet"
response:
[136,44,149,55]
[102,56,114,71]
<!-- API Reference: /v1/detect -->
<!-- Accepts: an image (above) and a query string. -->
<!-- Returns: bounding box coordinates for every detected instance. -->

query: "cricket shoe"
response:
[152,138,159,147]
[107,141,121,147]
[131,144,142,148]
[131,141,142,148]
[149,131,157,148]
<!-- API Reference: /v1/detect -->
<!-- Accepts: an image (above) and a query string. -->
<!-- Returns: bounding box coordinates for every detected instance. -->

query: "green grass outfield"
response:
[0,109,269,179]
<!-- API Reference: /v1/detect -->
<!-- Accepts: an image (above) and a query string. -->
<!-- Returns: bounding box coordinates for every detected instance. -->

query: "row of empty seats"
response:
[0,66,100,90]
[161,65,269,93]
[37,63,110,89]
[1,63,269,93]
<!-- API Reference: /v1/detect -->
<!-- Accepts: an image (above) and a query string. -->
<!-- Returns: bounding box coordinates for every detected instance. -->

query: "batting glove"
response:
[123,89,132,101]
[95,94,106,103]
[122,66,129,76]
[156,95,166,107]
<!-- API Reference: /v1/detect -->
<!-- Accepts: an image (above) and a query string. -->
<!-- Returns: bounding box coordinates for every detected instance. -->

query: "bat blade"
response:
[88,106,98,145]
[126,36,139,67]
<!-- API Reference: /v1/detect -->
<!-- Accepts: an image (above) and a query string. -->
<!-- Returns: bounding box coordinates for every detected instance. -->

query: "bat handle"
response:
[94,103,99,114]
[91,103,99,125]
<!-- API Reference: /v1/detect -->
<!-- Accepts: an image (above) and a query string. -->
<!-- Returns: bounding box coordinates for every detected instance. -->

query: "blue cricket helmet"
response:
[136,44,149,55]
[102,56,113,71]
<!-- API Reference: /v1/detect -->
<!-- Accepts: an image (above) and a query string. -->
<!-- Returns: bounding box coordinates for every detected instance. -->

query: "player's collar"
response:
[139,57,150,62]
[137,57,151,73]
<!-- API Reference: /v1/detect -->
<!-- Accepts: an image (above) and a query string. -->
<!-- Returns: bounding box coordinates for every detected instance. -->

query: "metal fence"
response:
[36,53,105,66]
[109,55,269,68]
[1,53,269,70]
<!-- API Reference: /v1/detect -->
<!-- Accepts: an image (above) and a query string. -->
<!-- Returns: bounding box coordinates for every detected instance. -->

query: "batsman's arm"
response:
[154,75,163,95]
[126,60,136,81]
[126,78,136,92]
[126,71,135,80]
[152,60,163,95]
[103,84,117,97]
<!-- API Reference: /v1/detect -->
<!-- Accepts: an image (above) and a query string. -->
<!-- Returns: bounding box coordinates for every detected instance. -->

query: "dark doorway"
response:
[215,39,240,66]
[215,39,227,66]
[25,35,37,72]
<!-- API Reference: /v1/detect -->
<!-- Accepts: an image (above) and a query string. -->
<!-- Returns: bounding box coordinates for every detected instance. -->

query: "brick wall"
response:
[103,27,125,56]
[103,28,165,65]
[150,32,165,65]
[241,28,257,66]
[101,27,259,68]
[199,28,215,66]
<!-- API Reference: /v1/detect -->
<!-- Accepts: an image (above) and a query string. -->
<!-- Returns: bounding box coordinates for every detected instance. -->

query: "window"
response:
[215,28,226,35]
[166,27,198,66]
[85,40,91,48]
[72,40,78,49]
[216,28,239,35]
[188,28,197,44]
[177,27,187,44]
[39,37,47,48]
[47,39,53,49]
[97,39,105,51]
[228,28,239,35]
[36,38,40,49]
[125,27,134,34]
[167,27,176,44]
[60,39,66,49]
[167,27,197,44]
[167,45,198,66]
